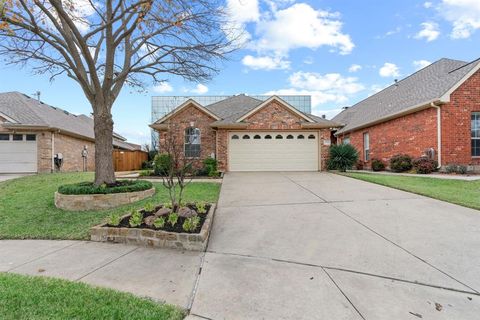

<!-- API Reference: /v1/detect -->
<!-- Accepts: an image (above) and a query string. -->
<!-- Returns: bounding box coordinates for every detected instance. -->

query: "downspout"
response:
[51,132,55,172]
[431,102,442,168]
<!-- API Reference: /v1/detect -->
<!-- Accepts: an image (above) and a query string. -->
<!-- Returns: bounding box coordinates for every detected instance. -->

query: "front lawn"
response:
[0,273,184,320]
[343,172,480,210]
[0,173,220,240]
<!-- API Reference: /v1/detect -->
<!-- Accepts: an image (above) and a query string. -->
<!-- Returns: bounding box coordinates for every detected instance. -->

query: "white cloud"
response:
[266,71,365,113]
[253,3,354,55]
[191,84,209,94]
[414,22,440,41]
[413,59,432,70]
[424,2,433,8]
[438,0,480,39]
[242,54,290,70]
[348,64,362,72]
[152,82,173,93]
[224,0,260,44]
[379,63,400,78]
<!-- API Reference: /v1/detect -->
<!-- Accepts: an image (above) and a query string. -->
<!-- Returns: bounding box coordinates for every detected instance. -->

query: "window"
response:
[343,136,350,145]
[0,134,9,141]
[363,132,370,161]
[286,135,294,139]
[231,134,239,140]
[253,135,261,139]
[184,127,201,158]
[275,134,283,139]
[472,112,480,157]
[12,134,23,141]
[308,134,316,139]
[26,134,36,141]
[242,135,250,139]
[297,134,304,139]
[264,135,272,139]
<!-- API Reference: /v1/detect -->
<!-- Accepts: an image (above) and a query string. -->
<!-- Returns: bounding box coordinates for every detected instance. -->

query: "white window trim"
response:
[184,127,201,158]
[472,112,480,157]
[363,132,370,161]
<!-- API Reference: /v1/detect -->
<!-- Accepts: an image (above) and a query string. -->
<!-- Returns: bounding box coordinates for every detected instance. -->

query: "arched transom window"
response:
[185,127,201,158]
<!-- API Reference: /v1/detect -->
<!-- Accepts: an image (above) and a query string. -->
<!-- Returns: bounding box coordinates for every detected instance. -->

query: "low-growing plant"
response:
[203,157,219,177]
[144,202,155,212]
[129,210,143,227]
[389,154,413,172]
[446,163,468,174]
[182,216,201,232]
[196,201,207,214]
[412,157,438,174]
[139,169,153,176]
[371,158,385,172]
[167,212,179,227]
[355,160,364,170]
[58,180,152,195]
[327,144,359,172]
[458,165,468,174]
[108,213,121,226]
[153,216,166,229]
[163,201,173,209]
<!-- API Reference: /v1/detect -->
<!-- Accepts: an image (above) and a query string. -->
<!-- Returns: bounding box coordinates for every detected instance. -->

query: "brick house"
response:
[333,58,480,172]
[150,95,340,172]
[0,91,140,173]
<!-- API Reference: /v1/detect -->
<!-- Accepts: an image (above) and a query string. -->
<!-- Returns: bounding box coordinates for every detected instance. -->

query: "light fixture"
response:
[189,121,195,127]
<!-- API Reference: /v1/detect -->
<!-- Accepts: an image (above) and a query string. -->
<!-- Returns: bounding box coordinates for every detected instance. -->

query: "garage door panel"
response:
[229,131,319,172]
[0,140,37,173]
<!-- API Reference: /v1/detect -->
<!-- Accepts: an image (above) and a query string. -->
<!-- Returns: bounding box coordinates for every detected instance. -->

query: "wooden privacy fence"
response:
[113,150,148,171]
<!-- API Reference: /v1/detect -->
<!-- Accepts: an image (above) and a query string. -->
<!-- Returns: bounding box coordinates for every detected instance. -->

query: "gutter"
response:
[430,102,442,168]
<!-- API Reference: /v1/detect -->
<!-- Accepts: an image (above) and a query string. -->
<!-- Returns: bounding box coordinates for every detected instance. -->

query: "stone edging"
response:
[54,187,156,211]
[90,203,216,251]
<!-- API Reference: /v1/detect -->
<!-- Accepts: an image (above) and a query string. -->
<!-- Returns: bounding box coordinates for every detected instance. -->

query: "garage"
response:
[228,131,319,171]
[0,133,37,173]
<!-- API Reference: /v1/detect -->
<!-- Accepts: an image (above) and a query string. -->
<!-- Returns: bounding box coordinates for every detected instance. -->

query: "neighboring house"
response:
[150,94,340,172]
[0,91,141,173]
[333,57,480,172]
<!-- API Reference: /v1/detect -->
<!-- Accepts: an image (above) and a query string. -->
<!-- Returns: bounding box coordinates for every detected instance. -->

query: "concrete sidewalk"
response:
[1,240,202,308]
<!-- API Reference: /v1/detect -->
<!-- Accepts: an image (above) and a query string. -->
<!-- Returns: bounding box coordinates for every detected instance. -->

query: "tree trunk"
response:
[93,107,116,185]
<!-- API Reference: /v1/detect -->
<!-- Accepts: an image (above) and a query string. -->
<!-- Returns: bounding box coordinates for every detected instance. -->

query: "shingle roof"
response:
[333,58,480,134]
[156,94,340,127]
[0,91,136,150]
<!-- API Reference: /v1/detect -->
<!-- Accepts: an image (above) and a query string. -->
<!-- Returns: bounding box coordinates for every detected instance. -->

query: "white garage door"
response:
[228,131,319,171]
[0,134,37,173]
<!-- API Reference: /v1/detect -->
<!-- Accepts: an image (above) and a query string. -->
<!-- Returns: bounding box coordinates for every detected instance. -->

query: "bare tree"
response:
[0,0,236,185]
[159,128,196,212]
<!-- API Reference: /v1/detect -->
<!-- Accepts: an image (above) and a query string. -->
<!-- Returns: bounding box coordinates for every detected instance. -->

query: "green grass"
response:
[0,273,184,320]
[343,172,480,210]
[0,173,221,240]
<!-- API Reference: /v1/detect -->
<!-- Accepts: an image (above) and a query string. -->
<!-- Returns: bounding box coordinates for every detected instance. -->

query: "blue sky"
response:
[1,0,479,145]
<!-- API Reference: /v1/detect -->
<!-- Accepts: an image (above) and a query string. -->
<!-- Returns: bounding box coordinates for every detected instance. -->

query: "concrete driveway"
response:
[190,172,480,320]
[0,173,32,182]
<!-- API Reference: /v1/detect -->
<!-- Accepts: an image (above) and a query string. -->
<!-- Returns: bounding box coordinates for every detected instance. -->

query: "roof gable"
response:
[153,99,220,124]
[236,96,314,123]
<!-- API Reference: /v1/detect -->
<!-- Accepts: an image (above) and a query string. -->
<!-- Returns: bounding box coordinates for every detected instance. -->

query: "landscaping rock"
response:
[155,208,171,216]
[178,207,195,218]
[144,215,157,227]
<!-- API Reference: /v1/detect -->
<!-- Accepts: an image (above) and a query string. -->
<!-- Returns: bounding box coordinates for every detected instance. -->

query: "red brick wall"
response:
[54,133,95,172]
[157,103,217,169]
[441,69,480,166]
[338,108,438,168]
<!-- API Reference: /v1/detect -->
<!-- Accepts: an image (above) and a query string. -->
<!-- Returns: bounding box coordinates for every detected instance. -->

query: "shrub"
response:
[139,169,153,177]
[141,160,153,170]
[144,202,155,212]
[153,217,166,228]
[355,160,364,170]
[412,157,438,174]
[389,154,413,173]
[202,157,219,177]
[371,159,385,171]
[58,180,152,195]
[108,213,121,226]
[129,210,143,227]
[167,212,179,227]
[153,153,172,176]
[327,144,359,172]
[183,216,201,232]
[446,163,468,174]
[196,201,207,214]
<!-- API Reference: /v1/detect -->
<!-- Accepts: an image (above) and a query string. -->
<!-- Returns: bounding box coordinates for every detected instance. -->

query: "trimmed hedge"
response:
[389,154,413,173]
[371,158,385,171]
[58,180,153,195]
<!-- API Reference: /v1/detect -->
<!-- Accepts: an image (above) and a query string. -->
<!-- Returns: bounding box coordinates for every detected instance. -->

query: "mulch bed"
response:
[105,203,211,234]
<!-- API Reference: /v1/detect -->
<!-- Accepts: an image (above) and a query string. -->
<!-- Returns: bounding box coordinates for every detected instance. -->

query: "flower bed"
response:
[91,202,215,251]
[54,180,155,211]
